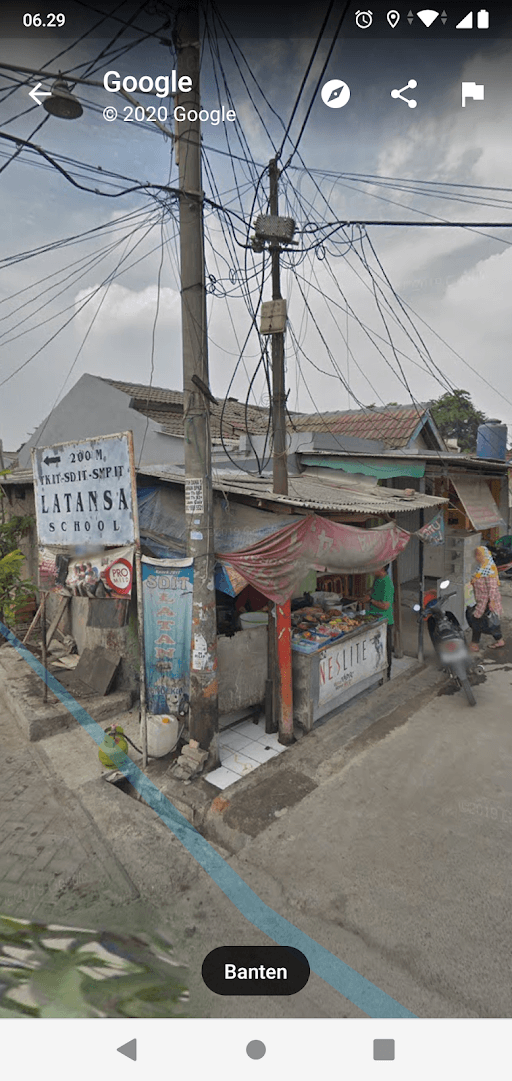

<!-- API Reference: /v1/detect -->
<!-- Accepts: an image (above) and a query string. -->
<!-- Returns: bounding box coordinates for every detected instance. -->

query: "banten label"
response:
[201,946,310,995]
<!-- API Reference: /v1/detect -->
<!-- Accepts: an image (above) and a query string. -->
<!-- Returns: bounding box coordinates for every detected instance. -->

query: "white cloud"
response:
[73,281,181,335]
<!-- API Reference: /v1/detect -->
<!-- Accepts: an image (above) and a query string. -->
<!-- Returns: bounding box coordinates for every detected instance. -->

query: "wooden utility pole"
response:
[176,3,218,755]
[269,158,288,497]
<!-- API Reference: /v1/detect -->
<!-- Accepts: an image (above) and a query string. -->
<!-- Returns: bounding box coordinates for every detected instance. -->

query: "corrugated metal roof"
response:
[297,449,510,471]
[139,466,448,514]
[289,405,426,448]
[0,468,33,485]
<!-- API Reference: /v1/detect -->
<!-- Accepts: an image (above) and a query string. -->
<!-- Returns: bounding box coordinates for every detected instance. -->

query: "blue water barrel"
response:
[476,423,508,460]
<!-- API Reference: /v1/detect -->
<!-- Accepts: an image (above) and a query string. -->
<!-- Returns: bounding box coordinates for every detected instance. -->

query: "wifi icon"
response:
[417,9,439,25]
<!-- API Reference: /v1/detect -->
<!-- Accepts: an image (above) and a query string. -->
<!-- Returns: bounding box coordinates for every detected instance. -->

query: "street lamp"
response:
[43,78,83,119]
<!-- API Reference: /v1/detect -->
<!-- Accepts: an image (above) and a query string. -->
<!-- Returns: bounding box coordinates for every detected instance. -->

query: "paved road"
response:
[1,592,512,1018]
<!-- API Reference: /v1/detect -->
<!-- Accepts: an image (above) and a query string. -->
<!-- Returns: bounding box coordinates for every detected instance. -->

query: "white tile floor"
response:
[207,658,417,790]
[207,714,288,790]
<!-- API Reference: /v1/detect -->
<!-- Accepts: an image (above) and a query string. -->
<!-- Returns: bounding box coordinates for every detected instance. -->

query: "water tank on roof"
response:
[476,423,507,461]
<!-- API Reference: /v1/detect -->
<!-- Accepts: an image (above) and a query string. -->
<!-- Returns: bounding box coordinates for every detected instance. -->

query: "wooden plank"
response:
[22,602,42,644]
[75,647,120,696]
[46,596,70,648]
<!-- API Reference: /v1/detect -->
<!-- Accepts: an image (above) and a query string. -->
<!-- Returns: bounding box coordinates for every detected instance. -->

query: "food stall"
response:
[290,600,387,730]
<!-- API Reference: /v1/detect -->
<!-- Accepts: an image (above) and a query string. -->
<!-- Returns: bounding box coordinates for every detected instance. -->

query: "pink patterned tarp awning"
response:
[217,515,410,603]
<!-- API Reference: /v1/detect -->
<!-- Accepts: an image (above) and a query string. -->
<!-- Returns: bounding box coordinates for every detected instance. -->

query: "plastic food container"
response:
[239,611,269,629]
[310,591,328,607]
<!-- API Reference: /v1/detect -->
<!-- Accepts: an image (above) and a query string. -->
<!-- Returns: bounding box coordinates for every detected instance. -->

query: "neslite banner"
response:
[142,557,193,715]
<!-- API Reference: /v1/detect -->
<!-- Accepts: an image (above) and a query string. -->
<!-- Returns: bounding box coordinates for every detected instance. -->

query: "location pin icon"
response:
[387,9,400,27]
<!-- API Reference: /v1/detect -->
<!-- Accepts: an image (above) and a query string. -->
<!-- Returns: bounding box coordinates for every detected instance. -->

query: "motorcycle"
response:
[488,537,512,577]
[413,580,484,706]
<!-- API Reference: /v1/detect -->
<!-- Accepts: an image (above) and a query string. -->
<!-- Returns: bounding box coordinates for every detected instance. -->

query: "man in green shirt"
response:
[365,567,395,680]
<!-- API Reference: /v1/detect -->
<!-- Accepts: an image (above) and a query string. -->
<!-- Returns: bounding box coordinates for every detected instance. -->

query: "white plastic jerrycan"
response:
[146,714,179,757]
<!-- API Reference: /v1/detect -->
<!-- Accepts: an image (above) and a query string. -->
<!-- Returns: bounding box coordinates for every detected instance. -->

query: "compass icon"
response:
[321,80,351,109]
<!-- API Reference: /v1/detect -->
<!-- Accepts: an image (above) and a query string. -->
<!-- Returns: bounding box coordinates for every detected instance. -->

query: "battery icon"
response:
[477,9,489,28]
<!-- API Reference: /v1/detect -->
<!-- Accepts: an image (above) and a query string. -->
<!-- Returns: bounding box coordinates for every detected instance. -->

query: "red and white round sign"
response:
[105,557,133,595]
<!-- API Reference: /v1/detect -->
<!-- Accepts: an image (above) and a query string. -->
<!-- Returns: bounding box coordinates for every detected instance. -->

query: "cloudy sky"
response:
[1,0,511,452]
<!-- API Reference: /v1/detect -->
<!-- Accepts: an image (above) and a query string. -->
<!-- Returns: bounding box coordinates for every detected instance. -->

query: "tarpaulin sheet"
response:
[217,515,410,603]
[137,485,298,558]
[415,511,445,546]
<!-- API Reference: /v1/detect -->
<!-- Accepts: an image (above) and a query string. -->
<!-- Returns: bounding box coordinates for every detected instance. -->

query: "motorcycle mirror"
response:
[439,579,450,589]
[412,604,421,612]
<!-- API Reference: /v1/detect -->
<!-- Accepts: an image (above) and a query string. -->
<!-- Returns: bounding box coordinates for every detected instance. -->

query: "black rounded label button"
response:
[202,946,310,995]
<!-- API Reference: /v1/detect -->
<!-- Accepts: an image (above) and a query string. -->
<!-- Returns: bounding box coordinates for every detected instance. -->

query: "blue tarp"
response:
[137,484,301,596]
[138,484,298,556]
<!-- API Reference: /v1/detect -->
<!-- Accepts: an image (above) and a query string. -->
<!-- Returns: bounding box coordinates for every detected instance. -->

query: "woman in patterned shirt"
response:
[467,546,505,652]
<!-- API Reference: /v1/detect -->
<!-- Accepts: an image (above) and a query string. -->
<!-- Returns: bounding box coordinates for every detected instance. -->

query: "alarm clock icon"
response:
[355,9,373,28]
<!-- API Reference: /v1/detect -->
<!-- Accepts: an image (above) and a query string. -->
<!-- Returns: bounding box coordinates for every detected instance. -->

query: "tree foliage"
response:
[0,478,35,626]
[429,389,497,454]
[0,915,189,1018]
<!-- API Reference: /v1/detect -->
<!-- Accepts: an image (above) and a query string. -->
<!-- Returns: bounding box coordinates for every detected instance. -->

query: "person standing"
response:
[467,545,505,652]
[365,566,395,679]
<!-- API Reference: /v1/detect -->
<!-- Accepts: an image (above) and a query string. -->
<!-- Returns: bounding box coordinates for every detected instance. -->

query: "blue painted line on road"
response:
[0,622,416,1018]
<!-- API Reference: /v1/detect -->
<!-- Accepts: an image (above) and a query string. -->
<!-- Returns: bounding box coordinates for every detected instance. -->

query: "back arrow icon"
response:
[29,82,52,105]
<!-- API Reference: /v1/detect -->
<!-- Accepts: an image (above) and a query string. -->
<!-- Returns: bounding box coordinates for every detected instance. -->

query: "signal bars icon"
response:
[456,10,490,29]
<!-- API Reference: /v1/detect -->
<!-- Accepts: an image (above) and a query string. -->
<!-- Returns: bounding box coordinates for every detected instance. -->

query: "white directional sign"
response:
[28,82,52,106]
[32,432,136,548]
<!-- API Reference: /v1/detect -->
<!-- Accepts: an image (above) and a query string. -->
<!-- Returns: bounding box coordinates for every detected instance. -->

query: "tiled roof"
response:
[105,379,184,406]
[288,405,427,448]
[103,379,270,438]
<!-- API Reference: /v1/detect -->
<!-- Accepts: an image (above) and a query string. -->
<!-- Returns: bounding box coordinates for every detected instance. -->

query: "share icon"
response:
[390,79,417,108]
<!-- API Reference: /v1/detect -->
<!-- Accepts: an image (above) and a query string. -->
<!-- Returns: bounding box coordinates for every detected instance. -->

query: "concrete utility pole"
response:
[176,3,218,755]
[268,158,288,497]
[266,159,293,745]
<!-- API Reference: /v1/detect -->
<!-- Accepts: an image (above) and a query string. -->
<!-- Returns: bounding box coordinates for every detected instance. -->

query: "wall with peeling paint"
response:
[217,626,267,714]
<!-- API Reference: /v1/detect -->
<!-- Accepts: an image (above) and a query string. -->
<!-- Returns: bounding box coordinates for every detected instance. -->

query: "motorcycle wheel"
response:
[461,678,476,706]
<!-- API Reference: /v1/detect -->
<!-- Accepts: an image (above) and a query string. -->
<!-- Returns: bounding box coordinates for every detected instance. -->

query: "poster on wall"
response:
[38,545,135,597]
[142,556,193,715]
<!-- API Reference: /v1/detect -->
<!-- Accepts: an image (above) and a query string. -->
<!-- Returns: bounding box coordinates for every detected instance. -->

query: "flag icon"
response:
[461,81,484,106]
